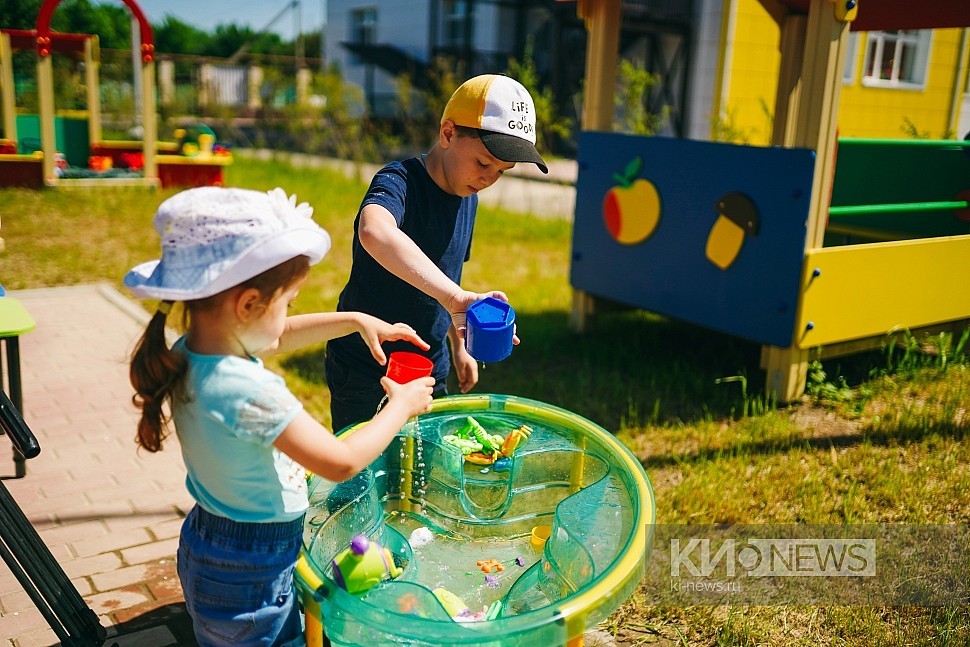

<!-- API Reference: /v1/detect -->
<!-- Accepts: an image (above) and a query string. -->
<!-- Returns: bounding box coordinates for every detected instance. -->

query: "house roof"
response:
[772,0,970,32]
[557,0,970,32]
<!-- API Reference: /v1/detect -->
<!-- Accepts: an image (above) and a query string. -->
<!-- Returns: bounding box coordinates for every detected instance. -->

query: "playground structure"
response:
[0,0,230,188]
[568,0,970,401]
[297,394,655,647]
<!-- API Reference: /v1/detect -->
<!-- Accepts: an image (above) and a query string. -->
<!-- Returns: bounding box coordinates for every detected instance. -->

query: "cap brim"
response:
[478,130,548,174]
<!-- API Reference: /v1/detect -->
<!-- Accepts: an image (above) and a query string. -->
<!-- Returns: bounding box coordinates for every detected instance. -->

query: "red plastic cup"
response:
[385,351,434,384]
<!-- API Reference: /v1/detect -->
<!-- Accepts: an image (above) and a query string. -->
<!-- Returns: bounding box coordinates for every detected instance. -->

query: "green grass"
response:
[2,156,968,645]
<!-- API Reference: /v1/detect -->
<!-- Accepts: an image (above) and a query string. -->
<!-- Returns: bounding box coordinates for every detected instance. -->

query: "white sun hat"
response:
[124,186,331,301]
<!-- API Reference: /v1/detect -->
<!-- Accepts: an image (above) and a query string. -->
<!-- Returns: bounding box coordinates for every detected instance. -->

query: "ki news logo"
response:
[670,537,877,579]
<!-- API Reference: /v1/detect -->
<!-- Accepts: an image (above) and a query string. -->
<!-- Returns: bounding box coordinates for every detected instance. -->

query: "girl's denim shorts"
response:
[177,505,306,647]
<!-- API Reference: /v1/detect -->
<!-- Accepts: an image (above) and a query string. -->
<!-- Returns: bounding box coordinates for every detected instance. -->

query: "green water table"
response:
[297,394,655,646]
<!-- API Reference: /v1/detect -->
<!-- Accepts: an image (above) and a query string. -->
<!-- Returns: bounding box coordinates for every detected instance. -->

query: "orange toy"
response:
[476,559,504,573]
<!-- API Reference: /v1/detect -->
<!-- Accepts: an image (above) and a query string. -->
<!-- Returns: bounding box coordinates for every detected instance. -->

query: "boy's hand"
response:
[443,290,507,338]
[452,344,479,393]
[443,290,521,346]
[381,376,434,419]
[358,314,430,365]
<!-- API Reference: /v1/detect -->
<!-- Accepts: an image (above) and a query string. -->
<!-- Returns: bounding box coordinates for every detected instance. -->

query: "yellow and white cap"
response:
[442,74,548,174]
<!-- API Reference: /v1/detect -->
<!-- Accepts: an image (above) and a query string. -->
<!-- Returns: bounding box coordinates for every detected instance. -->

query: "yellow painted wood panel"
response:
[726,0,781,145]
[796,235,970,348]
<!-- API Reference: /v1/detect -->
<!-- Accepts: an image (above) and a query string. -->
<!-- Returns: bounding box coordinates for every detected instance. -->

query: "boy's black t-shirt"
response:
[329,156,477,381]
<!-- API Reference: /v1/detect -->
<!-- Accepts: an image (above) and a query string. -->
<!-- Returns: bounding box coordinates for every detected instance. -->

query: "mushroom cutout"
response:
[705,192,760,269]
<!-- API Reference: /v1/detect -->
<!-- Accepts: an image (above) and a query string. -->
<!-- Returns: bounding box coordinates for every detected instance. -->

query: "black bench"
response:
[0,388,108,646]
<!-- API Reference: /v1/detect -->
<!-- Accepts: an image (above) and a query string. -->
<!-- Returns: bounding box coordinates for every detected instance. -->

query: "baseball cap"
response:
[442,74,548,174]
[124,186,331,301]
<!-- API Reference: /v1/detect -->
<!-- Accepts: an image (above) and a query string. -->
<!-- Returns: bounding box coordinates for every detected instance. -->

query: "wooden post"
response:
[771,13,807,148]
[158,59,175,107]
[763,0,850,401]
[570,0,622,333]
[0,33,16,145]
[141,58,158,183]
[296,67,312,105]
[36,53,56,181]
[579,0,621,132]
[199,63,213,109]
[248,65,263,110]
[84,36,102,145]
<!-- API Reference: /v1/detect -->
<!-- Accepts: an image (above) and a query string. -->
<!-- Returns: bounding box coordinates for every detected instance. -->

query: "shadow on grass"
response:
[281,308,768,431]
[470,309,766,429]
[642,415,969,470]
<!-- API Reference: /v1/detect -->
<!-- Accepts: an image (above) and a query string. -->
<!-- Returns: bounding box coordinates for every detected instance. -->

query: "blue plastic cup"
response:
[464,297,515,362]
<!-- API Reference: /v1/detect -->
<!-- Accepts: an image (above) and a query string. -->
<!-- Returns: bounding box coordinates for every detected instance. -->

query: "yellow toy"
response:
[432,588,469,617]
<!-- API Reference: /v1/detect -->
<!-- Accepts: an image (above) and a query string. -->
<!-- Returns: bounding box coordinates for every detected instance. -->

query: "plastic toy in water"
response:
[442,416,532,466]
[331,535,402,595]
[434,588,505,624]
[453,599,503,624]
[493,457,512,471]
[530,525,552,550]
[476,559,504,573]
[408,526,434,548]
[297,394,655,647]
[432,588,469,617]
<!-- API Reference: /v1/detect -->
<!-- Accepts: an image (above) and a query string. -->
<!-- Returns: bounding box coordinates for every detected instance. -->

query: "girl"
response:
[126,186,434,647]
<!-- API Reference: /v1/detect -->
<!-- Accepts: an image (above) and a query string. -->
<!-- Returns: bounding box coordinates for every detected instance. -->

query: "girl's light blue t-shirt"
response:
[172,337,308,523]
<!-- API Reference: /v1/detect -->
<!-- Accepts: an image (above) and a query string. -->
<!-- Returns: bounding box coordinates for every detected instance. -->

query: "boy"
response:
[326,73,547,431]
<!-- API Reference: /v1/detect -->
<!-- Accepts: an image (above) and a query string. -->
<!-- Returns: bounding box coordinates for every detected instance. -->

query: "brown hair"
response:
[453,125,482,139]
[129,256,311,452]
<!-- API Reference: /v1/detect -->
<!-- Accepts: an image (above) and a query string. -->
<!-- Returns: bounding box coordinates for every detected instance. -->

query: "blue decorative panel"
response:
[570,132,815,347]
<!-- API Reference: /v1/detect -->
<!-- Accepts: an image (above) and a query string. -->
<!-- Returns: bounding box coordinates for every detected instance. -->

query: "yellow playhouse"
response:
[0,0,230,188]
[566,0,970,402]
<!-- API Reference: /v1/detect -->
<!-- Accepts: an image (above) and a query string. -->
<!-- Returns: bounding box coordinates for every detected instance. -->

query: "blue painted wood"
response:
[570,132,815,347]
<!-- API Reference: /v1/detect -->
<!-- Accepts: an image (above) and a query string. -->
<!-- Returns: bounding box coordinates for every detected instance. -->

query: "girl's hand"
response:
[357,315,430,365]
[381,376,434,419]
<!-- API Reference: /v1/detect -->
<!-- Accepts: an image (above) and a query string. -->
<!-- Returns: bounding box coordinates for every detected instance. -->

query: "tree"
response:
[0,0,43,30]
[50,0,130,48]
[506,38,573,156]
[206,23,286,59]
[614,59,666,135]
[154,16,210,56]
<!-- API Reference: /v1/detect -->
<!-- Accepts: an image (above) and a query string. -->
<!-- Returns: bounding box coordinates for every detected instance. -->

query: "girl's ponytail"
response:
[129,304,185,452]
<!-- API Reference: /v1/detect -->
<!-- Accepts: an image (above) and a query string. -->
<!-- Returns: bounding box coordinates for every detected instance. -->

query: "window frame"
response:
[842,32,859,84]
[440,0,469,48]
[861,30,932,90]
[349,7,378,65]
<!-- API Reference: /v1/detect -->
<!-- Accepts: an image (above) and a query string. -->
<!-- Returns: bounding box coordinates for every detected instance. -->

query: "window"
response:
[862,30,931,88]
[842,32,858,84]
[350,7,377,64]
[441,0,469,48]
